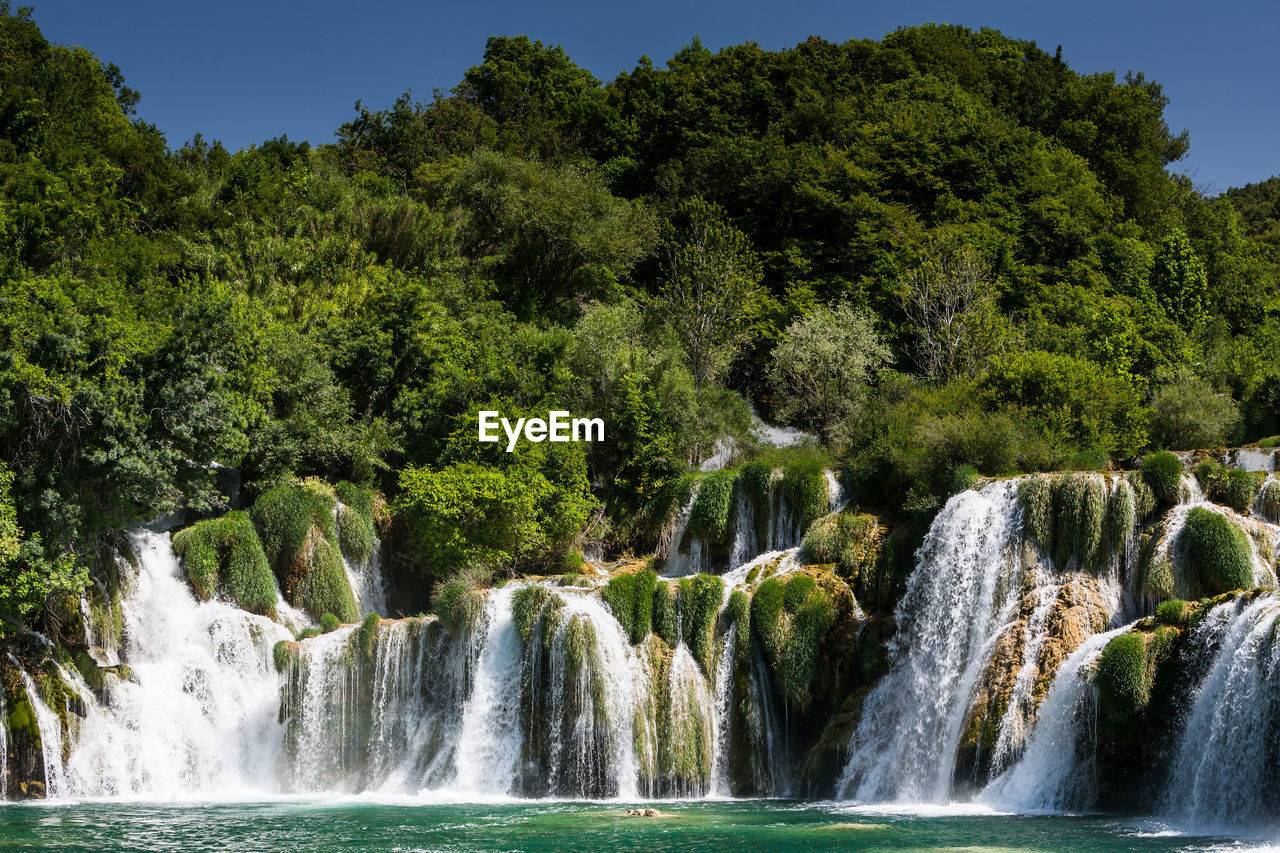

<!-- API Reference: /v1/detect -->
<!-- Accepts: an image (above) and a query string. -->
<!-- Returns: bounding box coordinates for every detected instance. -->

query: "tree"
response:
[658,198,764,389]
[899,243,1005,380]
[1150,228,1207,330]
[1148,366,1240,450]
[768,301,889,444]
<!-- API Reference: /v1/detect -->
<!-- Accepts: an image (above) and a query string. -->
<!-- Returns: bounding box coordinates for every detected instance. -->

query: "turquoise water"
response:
[0,800,1268,853]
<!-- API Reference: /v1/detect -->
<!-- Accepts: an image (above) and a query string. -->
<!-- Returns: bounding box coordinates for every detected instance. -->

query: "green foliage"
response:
[686,470,736,544]
[652,581,678,647]
[678,574,724,675]
[800,511,881,583]
[1149,367,1240,450]
[768,301,889,444]
[272,640,294,673]
[172,511,276,617]
[1156,599,1188,627]
[335,481,377,565]
[781,457,829,531]
[1219,468,1260,512]
[431,563,493,635]
[320,612,341,633]
[600,568,657,644]
[358,611,381,660]
[950,464,980,494]
[750,572,838,709]
[1194,459,1225,490]
[1182,508,1254,596]
[1095,632,1150,716]
[1141,451,1184,505]
[511,584,552,644]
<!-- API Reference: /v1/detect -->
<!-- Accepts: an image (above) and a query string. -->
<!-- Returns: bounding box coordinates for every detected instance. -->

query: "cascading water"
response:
[1159,593,1280,829]
[838,481,1023,802]
[14,664,66,798]
[980,624,1133,812]
[335,502,388,617]
[708,624,737,797]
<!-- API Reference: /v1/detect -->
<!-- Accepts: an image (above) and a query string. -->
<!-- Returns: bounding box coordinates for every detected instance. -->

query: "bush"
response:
[336,503,374,565]
[251,481,358,622]
[431,563,493,635]
[782,457,829,530]
[737,461,773,507]
[320,612,341,633]
[1259,436,1280,449]
[172,511,277,617]
[800,512,880,581]
[1141,451,1184,505]
[1219,468,1259,512]
[1095,632,1149,716]
[783,574,816,611]
[1193,459,1224,491]
[1155,599,1187,627]
[601,568,657,644]
[272,640,294,673]
[1182,508,1254,596]
[950,464,980,494]
[678,574,724,674]
[687,470,736,544]
[358,611,381,660]
[1148,367,1241,450]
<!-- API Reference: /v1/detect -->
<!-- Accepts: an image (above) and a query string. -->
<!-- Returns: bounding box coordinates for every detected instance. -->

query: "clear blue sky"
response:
[27,1,1280,192]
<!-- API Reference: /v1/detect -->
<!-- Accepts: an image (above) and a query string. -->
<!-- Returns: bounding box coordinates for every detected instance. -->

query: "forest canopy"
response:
[1,3,1278,632]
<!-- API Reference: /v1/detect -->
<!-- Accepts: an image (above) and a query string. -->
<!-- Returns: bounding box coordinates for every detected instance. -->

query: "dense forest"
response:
[1,2,1279,638]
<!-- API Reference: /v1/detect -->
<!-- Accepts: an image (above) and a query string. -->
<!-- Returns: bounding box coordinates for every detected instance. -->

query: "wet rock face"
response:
[954,572,1113,792]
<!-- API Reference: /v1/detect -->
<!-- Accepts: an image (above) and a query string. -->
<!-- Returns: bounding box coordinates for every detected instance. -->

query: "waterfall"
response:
[708,623,737,796]
[838,481,1022,803]
[662,490,703,577]
[1160,593,1280,829]
[335,502,388,617]
[452,584,525,795]
[56,529,293,798]
[727,491,758,569]
[824,470,845,512]
[14,665,66,798]
[981,624,1133,811]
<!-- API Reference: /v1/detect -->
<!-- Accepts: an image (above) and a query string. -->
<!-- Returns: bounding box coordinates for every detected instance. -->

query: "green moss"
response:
[601,569,657,644]
[750,572,837,709]
[336,504,374,565]
[1219,468,1260,512]
[320,612,341,633]
[512,584,552,644]
[1141,451,1184,505]
[273,640,295,673]
[1096,632,1148,716]
[297,627,321,640]
[172,511,276,617]
[678,574,724,675]
[737,461,773,506]
[782,458,830,530]
[1259,436,1280,448]
[687,470,736,544]
[652,581,678,646]
[1045,474,1108,569]
[1127,472,1157,521]
[1019,475,1053,554]
[800,511,880,582]
[298,535,360,624]
[252,482,337,567]
[358,612,380,660]
[432,564,492,635]
[1182,507,1254,596]
[1109,478,1136,554]
[1155,599,1188,627]
[1193,459,1225,491]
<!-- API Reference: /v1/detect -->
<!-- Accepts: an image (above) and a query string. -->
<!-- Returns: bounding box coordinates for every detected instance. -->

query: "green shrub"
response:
[297,627,321,640]
[1095,632,1148,716]
[432,563,493,634]
[297,536,360,624]
[1155,599,1188,627]
[783,574,816,611]
[1219,468,1259,512]
[512,584,551,644]
[1127,472,1157,521]
[950,464,979,494]
[782,458,830,530]
[1141,452,1184,506]
[737,461,773,507]
[1182,508,1253,596]
[750,572,836,708]
[801,511,881,583]
[320,612,341,633]
[557,548,585,574]
[272,640,294,673]
[172,511,277,617]
[679,574,724,674]
[687,470,736,543]
[336,503,374,565]
[652,581,678,646]
[1193,459,1224,491]
[358,611,381,660]
[251,482,336,570]
[1259,436,1280,448]
[601,568,658,644]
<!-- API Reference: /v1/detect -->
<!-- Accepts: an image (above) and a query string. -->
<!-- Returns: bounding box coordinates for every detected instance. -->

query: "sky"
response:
[26,1,1280,192]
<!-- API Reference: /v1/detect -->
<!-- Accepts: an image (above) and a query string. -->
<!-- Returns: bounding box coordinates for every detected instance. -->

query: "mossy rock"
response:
[677,574,724,675]
[1095,626,1178,719]
[801,511,881,583]
[1182,507,1254,597]
[252,480,358,622]
[750,570,841,709]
